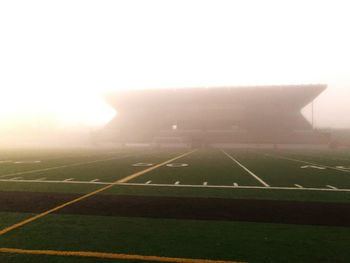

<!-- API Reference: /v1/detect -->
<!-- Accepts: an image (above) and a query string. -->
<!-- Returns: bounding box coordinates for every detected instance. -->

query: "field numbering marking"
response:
[0,149,197,237]
[264,153,350,174]
[166,163,189,168]
[132,163,154,167]
[221,150,270,187]
[300,165,326,170]
[336,166,350,170]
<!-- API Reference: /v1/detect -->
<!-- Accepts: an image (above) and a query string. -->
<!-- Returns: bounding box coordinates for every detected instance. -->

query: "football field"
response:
[1,147,350,262]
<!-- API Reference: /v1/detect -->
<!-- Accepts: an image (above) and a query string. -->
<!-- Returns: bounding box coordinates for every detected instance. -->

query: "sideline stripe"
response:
[0,247,242,263]
[221,150,270,187]
[0,154,132,178]
[0,150,196,236]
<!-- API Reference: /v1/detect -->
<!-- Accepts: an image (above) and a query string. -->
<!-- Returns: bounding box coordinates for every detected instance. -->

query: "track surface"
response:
[2,191,350,227]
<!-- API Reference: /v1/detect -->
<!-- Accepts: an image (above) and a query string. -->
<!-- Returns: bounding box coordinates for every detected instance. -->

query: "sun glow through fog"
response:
[51,93,116,127]
[0,89,116,129]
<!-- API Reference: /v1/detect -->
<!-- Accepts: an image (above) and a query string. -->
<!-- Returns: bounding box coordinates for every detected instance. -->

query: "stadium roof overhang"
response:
[104,85,327,136]
[106,85,326,111]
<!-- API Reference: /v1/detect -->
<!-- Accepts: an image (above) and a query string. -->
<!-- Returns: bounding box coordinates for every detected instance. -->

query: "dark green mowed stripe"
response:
[1,213,350,263]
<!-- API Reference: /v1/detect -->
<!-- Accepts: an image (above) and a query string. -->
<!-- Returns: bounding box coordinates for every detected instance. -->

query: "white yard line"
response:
[0,154,132,179]
[63,178,74,182]
[264,153,350,173]
[221,150,270,187]
[90,179,99,182]
[35,178,46,181]
[2,178,350,192]
[10,177,22,180]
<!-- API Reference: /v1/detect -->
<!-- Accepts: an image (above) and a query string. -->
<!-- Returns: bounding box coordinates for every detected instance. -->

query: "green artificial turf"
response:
[2,148,350,263]
[130,149,257,186]
[1,213,350,263]
[0,213,32,229]
[225,150,350,188]
[1,148,350,202]
[0,254,146,263]
[104,184,350,203]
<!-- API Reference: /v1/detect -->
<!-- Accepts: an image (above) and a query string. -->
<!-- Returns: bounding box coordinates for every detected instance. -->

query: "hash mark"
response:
[326,185,338,190]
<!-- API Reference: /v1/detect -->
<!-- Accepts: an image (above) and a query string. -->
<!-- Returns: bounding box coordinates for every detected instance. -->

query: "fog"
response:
[1,0,350,146]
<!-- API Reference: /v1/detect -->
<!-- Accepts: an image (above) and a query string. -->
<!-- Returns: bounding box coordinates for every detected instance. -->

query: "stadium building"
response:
[102,85,329,147]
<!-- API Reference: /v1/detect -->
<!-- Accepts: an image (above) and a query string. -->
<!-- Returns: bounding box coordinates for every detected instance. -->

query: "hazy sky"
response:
[1,0,350,132]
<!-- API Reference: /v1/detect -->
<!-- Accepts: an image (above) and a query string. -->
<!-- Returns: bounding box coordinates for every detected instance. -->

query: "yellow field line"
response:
[0,149,197,236]
[0,248,243,263]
